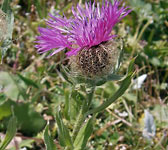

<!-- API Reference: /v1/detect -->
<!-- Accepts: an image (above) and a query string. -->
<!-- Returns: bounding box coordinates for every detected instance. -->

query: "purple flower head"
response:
[35,0,131,57]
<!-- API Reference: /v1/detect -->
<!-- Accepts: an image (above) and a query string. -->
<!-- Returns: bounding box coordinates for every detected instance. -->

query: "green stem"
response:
[65,87,95,150]
[136,20,152,43]
[72,102,86,142]
[64,105,86,150]
[87,86,95,108]
[72,86,95,141]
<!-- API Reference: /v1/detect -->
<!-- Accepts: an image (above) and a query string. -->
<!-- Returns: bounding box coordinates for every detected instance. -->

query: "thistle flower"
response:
[35,0,131,78]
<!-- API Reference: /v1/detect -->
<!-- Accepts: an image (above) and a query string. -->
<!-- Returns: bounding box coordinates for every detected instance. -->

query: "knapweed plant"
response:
[36,0,133,149]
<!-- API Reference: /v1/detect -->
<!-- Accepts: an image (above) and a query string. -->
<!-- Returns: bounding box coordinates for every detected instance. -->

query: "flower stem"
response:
[72,99,86,142]
[72,86,95,142]
[87,86,95,108]
[64,87,95,150]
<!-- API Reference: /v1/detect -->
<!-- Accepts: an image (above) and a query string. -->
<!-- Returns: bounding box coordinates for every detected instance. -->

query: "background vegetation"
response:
[0,0,168,149]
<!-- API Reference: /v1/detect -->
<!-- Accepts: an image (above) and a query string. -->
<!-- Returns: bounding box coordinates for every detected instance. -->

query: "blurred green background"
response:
[0,0,168,149]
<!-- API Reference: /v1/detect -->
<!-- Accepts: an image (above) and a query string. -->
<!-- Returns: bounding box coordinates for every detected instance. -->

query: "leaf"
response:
[13,103,46,135]
[74,117,93,150]
[8,139,34,150]
[59,65,73,85]
[95,74,123,86]
[0,100,11,120]
[129,0,153,21]
[64,90,70,120]
[18,139,34,149]
[0,10,7,41]
[150,57,161,66]
[152,105,168,128]
[0,100,46,135]
[69,90,85,120]
[62,3,72,14]
[127,57,136,75]
[0,0,14,62]
[55,107,73,148]
[0,72,27,101]
[0,115,17,150]
[44,124,57,150]
[34,0,47,18]
[17,73,39,88]
[1,0,12,12]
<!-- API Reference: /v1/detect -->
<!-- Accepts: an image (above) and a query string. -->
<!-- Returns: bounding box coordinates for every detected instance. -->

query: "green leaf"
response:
[7,139,34,150]
[0,115,17,150]
[152,105,168,128]
[1,0,11,12]
[0,100,46,134]
[55,108,73,148]
[14,139,34,150]
[17,73,39,88]
[95,74,123,86]
[129,0,153,21]
[74,117,93,150]
[62,3,72,14]
[0,100,11,120]
[127,56,136,75]
[44,124,57,150]
[34,0,47,18]
[0,0,14,62]
[64,90,70,120]
[59,65,73,85]
[0,72,27,101]
[13,102,46,135]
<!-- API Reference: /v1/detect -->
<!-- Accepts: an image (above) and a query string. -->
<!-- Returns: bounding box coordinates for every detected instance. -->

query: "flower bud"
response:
[70,39,122,78]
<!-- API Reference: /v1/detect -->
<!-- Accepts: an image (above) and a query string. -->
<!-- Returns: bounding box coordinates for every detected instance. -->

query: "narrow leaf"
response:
[0,115,17,150]
[44,124,57,150]
[34,0,47,18]
[1,0,11,12]
[127,56,137,74]
[59,65,73,85]
[64,90,70,120]
[0,71,28,101]
[55,107,73,148]
[95,74,123,86]
[0,0,14,63]
[17,74,39,88]
[74,117,93,150]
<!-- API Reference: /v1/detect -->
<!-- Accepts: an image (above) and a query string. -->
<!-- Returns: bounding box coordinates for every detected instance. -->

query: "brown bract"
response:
[70,39,121,78]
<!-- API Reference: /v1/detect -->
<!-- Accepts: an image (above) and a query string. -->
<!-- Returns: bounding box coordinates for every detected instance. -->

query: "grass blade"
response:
[44,124,57,150]
[0,115,17,150]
